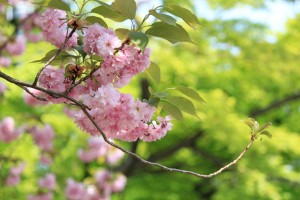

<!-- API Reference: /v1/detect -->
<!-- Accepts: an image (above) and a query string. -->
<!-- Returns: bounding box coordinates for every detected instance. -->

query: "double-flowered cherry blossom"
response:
[39,9,77,48]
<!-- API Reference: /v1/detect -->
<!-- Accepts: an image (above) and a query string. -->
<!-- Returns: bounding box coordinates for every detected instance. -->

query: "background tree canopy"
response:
[0,0,300,199]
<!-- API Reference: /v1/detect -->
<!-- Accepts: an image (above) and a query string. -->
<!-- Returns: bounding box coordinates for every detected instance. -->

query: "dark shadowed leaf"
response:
[129,32,149,52]
[148,97,160,107]
[163,4,200,30]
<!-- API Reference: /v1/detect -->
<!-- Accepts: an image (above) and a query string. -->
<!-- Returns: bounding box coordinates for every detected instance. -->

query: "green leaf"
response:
[129,32,149,52]
[175,86,205,103]
[161,101,183,121]
[31,49,79,64]
[111,0,137,20]
[145,61,160,84]
[148,97,160,107]
[145,22,192,44]
[91,5,127,22]
[31,49,57,63]
[166,96,199,119]
[74,46,87,59]
[149,9,177,26]
[49,0,70,11]
[260,131,272,139]
[258,122,272,133]
[243,118,256,129]
[154,92,169,99]
[163,4,200,30]
[85,16,108,28]
[115,28,130,40]
[148,87,155,95]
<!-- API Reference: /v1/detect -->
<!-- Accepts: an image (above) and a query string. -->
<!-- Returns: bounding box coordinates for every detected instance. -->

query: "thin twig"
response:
[32,25,78,86]
[64,68,97,95]
[22,86,47,101]
[0,70,256,178]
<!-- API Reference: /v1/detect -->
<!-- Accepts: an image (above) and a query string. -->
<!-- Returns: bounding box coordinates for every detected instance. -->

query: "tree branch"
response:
[250,91,300,117]
[0,71,257,179]
[32,24,78,86]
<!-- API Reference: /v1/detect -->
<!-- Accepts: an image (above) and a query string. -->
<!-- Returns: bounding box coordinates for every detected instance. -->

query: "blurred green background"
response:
[1,0,300,199]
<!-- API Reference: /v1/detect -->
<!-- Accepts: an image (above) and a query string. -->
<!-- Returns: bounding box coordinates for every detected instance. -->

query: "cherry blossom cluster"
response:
[39,9,77,48]
[0,10,42,68]
[5,162,25,186]
[78,136,124,165]
[0,117,23,143]
[28,173,56,200]
[74,85,172,141]
[65,170,126,200]
[36,8,173,142]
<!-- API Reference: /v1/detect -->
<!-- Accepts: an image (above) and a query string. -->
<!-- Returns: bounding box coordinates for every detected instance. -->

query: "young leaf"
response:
[91,5,127,22]
[48,0,71,12]
[161,101,183,121]
[145,61,160,84]
[163,4,200,30]
[149,9,177,26]
[260,131,272,139]
[85,16,108,28]
[145,22,192,44]
[31,49,57,63]
[166,96,199,119]
[175,86,205,103]
[115,28,130,40]
[258,122,272,133]
[128,32,149,52]
[148,97,160,107]
[148,87,155,95]
[243,118,256,129]
[73,45,87,59]
[154,92,169,99]
[111,0,137,20]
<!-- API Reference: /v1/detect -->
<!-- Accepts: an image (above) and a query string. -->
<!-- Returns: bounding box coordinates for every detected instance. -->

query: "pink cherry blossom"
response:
[0,117,22,143]
[38,67,69,103]
[23,88,48,106]
[0,81,6,94]
[31,124,55,152]
[6,35,26,55]
[40,154,53,166]
[27,192,53,200]
[83,23,121,57]
[39,9,77,48]
[65,178,87,200]
[38,173,56,190]
[77,137,107,163]
[111,174,127,192]
[93,45,151,88]
[5,162,25,186]
[0,57,11,67]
